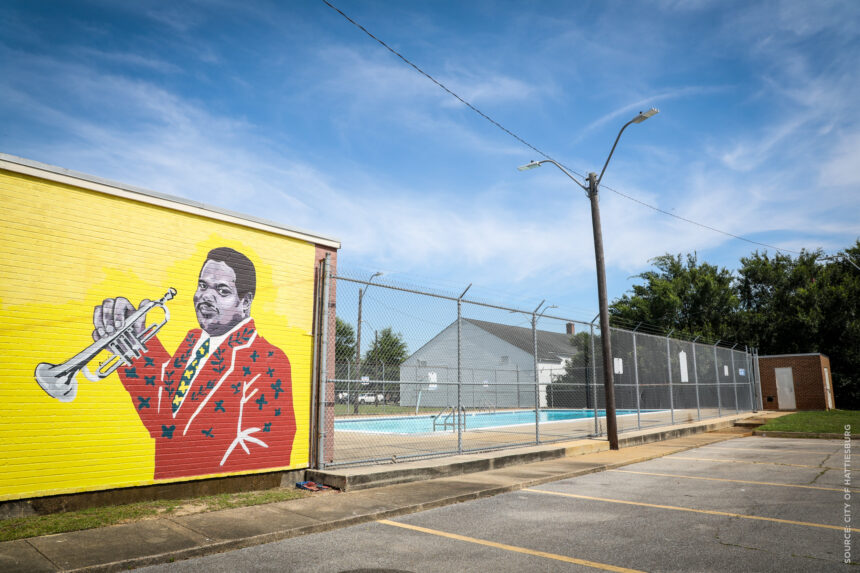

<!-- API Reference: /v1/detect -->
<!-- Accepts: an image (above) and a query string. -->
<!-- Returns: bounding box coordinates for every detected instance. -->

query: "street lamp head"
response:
[631,108,659,124]
[517,160,542,171]
[542,304,558,316]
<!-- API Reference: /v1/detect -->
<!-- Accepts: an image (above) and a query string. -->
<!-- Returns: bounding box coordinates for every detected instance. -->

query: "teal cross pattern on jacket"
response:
[120,319,296,479]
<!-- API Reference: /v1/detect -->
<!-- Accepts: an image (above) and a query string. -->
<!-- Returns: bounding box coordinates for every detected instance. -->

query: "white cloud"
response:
[437,68,539,107]
[819,131,860,187]
[717,115,808,172]
[2,0,857,320]
[73,47,182,74]
[579,85,729,139]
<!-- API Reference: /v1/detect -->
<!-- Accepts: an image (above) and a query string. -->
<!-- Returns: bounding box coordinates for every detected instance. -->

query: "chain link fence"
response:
[319,272,760,467]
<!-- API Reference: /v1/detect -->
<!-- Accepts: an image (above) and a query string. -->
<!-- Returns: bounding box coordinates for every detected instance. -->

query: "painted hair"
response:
[204,247,256,300]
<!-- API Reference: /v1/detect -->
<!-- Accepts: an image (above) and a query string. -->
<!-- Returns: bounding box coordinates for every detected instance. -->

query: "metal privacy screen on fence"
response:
[319,272,761,467]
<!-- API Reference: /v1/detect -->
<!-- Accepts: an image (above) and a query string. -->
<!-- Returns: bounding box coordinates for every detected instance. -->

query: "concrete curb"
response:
[65,430,745,572]
[308,414,755,491]
[753,430,849,440]
[2,414,759,573]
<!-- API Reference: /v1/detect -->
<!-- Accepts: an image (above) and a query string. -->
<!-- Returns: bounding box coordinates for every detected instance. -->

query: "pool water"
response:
[334,409,640,434]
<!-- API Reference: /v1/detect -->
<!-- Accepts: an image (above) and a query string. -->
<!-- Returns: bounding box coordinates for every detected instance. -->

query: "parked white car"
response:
[358,393,385,404]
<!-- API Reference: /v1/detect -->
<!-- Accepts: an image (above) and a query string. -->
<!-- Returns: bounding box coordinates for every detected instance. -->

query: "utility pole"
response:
[518,108,658,451]
[587,172,618,449]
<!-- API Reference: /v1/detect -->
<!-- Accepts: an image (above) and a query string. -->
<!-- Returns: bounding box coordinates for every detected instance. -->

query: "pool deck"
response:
[312,409,752,490]
[333,408,636,433]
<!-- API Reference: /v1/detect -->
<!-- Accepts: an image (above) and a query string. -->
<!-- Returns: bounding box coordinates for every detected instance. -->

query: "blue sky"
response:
[2,0,859,324]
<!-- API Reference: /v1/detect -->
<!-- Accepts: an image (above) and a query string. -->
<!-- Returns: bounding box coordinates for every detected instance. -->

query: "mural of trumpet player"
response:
[91,247,295,480]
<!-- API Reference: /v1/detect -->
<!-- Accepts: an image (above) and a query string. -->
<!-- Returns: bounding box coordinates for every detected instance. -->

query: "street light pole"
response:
[355,271,382,414]
[586,170,619,449]
[518,108,659,450]
[821,252,860,271]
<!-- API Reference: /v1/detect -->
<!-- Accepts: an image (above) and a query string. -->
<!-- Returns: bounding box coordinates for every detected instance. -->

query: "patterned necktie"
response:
[173,339,210,413]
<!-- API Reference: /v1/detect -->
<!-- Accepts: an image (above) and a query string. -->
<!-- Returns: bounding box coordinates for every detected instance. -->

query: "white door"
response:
[824,368,834,410]
[774,367,796,410]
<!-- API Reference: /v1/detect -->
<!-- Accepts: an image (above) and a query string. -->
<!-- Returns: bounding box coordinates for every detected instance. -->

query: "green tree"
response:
[610,243,860,409]
[335,318,356,366]
[363,327,409,381]
[334,318,357,405]
[355,327,408,408]
[610,253,739,341]
[734,250,823,352]
[817,244,860,408]
[736,244,860,408]
[549,332,594,408]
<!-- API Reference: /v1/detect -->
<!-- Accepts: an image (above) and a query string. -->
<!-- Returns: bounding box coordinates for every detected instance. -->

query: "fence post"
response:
[730,344,739,414]
[532,309,540,445]
[632,326,641,430]
[691,337,701,421]
[591,315,599,436]
[316,254,331,468]
[713,342,722,417]
[745,346,755,413]
[456,284,471,454]
[516,366,520,408]
[754,347,763,410]
[666,331,675,425]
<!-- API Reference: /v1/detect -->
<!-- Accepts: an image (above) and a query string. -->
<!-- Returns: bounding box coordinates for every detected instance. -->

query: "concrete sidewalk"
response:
[0,414,772,573]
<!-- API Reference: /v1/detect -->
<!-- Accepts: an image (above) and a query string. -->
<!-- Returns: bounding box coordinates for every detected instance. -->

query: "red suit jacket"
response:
[118,320,296,480]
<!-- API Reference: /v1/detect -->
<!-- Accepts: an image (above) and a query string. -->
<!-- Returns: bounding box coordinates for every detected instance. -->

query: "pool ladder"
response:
[432,406,466,432]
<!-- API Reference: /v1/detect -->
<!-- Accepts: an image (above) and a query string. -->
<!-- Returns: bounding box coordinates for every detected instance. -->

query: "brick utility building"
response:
[758,353,835,411]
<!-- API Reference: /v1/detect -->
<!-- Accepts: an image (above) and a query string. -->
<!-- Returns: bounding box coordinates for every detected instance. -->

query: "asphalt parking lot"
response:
[138,436,855,572]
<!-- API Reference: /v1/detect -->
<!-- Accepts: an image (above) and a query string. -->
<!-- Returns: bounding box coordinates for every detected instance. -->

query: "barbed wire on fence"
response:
[332,272,755,349]
[321,270,761,467]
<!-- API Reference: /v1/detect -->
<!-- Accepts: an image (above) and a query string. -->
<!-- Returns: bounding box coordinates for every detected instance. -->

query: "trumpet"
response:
[34,288,177,402]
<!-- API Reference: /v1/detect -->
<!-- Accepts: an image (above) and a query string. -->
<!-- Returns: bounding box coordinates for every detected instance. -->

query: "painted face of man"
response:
[193,260,251,336]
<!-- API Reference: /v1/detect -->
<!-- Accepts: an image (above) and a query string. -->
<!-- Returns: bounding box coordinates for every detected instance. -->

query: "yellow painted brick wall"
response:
[0,169,315,501]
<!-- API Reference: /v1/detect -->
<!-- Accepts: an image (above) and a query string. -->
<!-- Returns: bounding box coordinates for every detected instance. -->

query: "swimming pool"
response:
[334,409,640,434]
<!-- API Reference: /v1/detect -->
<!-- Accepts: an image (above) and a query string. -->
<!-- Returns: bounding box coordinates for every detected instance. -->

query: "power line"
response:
[322,0,804,256]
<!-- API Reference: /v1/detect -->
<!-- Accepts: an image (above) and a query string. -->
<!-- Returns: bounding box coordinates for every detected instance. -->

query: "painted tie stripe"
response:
[377,520,643,572]
[173,339,210,413]
[523,489,860,532]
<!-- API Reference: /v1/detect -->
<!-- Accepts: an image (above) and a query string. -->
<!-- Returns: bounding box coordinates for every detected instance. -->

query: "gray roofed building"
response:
[398,318,581,409]
[462,319,578,363]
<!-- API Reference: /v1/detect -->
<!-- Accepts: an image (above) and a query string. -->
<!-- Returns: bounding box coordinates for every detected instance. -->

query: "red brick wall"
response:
[758,354,831,411]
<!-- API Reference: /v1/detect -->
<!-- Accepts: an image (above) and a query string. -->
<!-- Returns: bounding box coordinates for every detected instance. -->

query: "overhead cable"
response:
[322,0,805,255]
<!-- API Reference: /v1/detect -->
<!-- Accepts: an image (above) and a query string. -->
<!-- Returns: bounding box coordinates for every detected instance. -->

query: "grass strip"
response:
[757,409,860,435]
[0,488,309,542]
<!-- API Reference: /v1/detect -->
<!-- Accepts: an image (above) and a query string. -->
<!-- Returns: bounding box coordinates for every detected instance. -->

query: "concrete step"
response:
[714,426,754,435]
[734,419,767,428]
[309,414,754,491]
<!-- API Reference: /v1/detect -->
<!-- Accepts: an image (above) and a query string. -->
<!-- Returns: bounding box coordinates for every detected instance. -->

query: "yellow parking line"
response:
[703,445,841,455]
[523,489,859,532]
[610,469,857,492]
[377,519,644,572]
[668,456,842,470]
